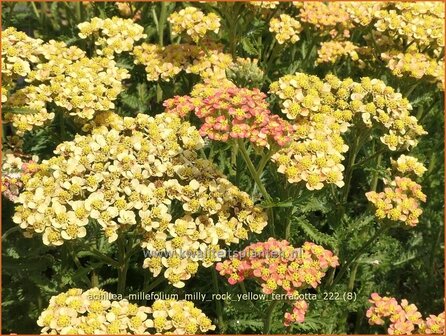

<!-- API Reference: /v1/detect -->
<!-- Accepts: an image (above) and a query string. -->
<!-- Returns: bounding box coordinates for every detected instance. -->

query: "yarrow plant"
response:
[366,176,426,227]
[367,293,445,335]
[164,86,294,148]
[77,17,147,58]
[168,7,221,43]
[2,2,443,335]
[216,238,339,326]
[13,112,267,287]
[269,14,302,45]
[2,27,130,134]
[37,288,215,334]
[132,42,232,82]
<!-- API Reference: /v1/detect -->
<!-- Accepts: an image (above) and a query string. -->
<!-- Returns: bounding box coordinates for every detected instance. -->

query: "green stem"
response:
[370,153,382,192]
[238,140,276,235]
[285,220,291,240]
[348,262,359,291]
[342,136,360,203]
[263,300,280,334]
[332,225,389,287]
[158,1,168,47]
[256,148,275,175]
[91,271,99,287]
[342,129,371,203]
[212,268,226,333]
[238,140,272,202]
[117,234,129,295]
[429,226,442,275]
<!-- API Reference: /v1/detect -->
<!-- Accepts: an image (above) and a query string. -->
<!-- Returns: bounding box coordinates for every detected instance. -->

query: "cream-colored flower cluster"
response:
[1,28,50,133]
[4,86,55,135]
[249,1,279,9]
[316,41,359,64]
[269,73,350,190]
[37,288,215,334]
[168,7,221,43]
[375,2,444,54]
[340,2,384,27]
[391,155,427,177]
[2,27,130,135]
[132,42,232,82]
[366,176,426,227]
[269,14,302,44]
[269,73,426,190]
[381,51,444,89]
[1,27,43,88]
[349,77,427,151]
[13,112,267,287]
[78,17,147,58]
[28,56,129,120]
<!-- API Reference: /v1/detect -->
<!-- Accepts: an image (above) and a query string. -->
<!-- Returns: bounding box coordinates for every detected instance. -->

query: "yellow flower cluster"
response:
[269,73,426,190]
[348,77,427,151]
[381,51,444,89]
[249,1,279,9]
[391,155,427,177]
[375,2,444,54]
[27,56,129,120]
[2,27,130,135]
[187,48,232,80]
[37,288,215,334]
[77,17,147,58]
[4,86,55,135]
[341,2,384,27]
[366,176,426,227]
[13,112,267,287]
[168,7,221,43]
[316,41,359,64]
[2,27,43,91]
[327,75,426,151]
[269,73,350,190]
[132,42,232,82]
[269,14,302,44]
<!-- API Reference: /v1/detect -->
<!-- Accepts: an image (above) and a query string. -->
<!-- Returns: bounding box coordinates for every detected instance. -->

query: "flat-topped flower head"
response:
[391,155,427,177]
[269,14,302,44]
[37,288,215,334]
[367,293,443,335]
[168,7,221,43]
[366,176,426,227]
[165,85,294,149]
[13,112,267,288]
[216,238,338,326]
[78,17,146,58]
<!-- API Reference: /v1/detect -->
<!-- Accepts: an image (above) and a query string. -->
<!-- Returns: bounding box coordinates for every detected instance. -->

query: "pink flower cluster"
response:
[215,238,338,326]
[164,87,294,148]
[420,313,446,334]
[367,293,445,335]
[284,300,308,326]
